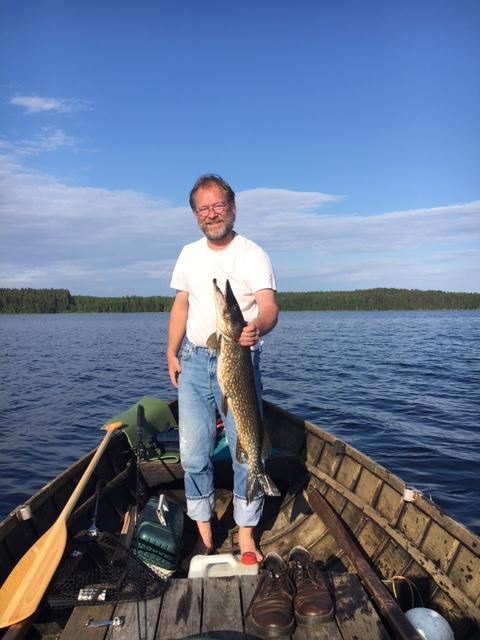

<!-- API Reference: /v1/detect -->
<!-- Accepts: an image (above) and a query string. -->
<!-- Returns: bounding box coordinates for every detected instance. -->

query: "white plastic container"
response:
[405,607,454,640]
[188,553,259,578]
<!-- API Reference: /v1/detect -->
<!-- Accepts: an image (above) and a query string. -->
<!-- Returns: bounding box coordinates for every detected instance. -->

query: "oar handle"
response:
[61,422,123,521]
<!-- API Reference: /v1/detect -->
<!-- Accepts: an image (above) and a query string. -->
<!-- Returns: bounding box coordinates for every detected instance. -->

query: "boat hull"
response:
[0,399,478,639]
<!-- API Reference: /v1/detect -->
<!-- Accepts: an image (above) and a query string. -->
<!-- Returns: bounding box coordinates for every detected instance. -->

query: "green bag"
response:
[104,396,179,462]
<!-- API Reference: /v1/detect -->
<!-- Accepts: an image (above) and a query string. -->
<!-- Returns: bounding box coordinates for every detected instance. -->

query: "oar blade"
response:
[0,520,67,628]
[0,422,123,629]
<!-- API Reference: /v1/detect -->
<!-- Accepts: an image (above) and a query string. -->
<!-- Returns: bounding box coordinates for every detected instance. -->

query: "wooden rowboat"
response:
[0,398,478,639]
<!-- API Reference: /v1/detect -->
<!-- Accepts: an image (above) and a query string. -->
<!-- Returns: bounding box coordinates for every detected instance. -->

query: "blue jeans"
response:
[177,339,264,527]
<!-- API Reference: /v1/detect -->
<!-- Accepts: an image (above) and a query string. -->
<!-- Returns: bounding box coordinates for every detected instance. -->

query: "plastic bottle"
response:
[188,552,259,578]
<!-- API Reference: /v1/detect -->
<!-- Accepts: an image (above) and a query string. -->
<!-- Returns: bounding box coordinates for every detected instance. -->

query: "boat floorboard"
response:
[58,572,391,640]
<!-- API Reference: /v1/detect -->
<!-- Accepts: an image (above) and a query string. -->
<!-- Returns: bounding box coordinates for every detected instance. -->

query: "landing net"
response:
[46,531,168,608]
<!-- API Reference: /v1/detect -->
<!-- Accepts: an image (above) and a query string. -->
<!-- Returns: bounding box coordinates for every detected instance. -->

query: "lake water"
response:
[0,311,479,534]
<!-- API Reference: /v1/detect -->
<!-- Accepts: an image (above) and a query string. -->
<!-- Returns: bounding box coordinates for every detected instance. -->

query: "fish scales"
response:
[211,278,280,504]
[218,341,262,463]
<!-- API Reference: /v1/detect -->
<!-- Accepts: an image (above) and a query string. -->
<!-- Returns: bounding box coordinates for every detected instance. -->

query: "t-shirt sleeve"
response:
[170,249,188,292]
[246,245,277,293]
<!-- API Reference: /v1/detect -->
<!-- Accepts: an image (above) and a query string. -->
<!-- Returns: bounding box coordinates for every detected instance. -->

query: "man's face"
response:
[193,184,235,242]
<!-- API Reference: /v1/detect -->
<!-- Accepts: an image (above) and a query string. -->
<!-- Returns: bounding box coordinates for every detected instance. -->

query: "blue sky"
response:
[1,0,479,295]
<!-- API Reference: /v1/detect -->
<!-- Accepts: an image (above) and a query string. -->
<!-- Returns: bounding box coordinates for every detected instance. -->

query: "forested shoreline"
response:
[0,289,172,314]
[1,287,479,314]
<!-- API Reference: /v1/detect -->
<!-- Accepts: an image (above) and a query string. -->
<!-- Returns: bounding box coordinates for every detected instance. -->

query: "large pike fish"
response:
[208,278,280,504]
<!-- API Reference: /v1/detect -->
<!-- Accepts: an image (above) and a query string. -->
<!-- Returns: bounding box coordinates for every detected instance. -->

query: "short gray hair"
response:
[189,174,236,210]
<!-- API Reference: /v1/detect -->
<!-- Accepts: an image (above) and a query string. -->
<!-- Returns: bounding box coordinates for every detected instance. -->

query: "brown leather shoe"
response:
[288,546,334,625]
[245,552,296,638]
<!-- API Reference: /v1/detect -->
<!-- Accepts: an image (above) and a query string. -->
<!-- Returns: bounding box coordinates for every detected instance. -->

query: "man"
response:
[166,174,278,560]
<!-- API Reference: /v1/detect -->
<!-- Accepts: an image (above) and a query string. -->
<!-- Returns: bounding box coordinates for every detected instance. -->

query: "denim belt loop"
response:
[185,338,219,355]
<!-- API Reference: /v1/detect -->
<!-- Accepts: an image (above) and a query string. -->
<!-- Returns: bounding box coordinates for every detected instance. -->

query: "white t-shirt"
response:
[170,233,276,347]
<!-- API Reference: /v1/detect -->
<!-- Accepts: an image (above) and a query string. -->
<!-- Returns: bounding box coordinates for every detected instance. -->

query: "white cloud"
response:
[10,95,93,114]
[275,249,480,292]
[0,161,186,235]
[235,194,480,254]
[0,129,77,156]
[238,188,341,212]
[1,153,479,294]
[0,259,178,294]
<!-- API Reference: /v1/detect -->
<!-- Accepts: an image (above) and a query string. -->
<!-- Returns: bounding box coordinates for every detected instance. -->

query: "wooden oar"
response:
[306,487,423,640]
[0,421,123,629]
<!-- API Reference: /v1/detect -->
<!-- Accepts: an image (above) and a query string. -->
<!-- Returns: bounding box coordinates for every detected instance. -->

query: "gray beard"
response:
[200,212,236,241]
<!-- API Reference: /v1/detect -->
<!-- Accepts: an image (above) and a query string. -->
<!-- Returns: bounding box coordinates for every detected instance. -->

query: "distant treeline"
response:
[1,287,479,314]
[276,288,480,311]
[0,289,171,314]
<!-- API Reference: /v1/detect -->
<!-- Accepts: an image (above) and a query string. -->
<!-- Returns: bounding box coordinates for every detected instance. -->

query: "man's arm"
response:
[238,288,278,348]
[166,290,189,388]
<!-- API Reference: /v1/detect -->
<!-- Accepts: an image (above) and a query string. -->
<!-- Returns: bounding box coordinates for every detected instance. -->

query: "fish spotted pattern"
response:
[209,279,280,504]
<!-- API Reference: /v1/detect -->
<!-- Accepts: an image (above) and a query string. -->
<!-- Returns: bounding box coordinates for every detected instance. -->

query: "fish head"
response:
[213,278,246,340]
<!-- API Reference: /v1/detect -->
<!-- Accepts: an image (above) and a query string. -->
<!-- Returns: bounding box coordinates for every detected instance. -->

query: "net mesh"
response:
[46,531,168,608]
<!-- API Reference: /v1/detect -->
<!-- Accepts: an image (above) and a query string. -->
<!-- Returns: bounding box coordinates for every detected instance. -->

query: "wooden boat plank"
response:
[140,461,184,488]
[352,514,390,560]
[397,503,431,546]
[106,597,162,640]
[293,622,343,640]
[376,481,406,523]
[59,603,115,640]
[332,573,390,640]
[447,544,480,606]
[155,577,203,639]
[202,575,244,637]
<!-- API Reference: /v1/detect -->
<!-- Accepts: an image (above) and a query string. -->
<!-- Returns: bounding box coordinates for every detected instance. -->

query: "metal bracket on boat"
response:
[86,615,125,628]
[403,486,423,502]
[156,493,169,526]
[15,504,33,521]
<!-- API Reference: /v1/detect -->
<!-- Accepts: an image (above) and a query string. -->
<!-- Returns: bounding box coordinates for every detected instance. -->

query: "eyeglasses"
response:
[195,201,229,218]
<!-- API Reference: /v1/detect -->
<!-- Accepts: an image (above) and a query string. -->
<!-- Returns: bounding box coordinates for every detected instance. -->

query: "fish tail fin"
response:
[246,471,280,505]
[258,473,281,498]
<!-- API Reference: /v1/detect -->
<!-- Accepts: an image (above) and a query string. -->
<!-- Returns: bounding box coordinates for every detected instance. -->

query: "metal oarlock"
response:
[86,615,125,628]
